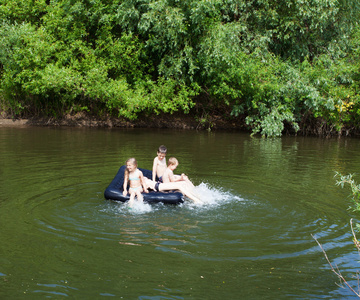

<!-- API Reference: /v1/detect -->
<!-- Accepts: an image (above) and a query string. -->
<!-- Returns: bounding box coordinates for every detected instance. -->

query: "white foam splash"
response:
[102,183,242,214]
[125,200,153,214]
[189,182,242,207]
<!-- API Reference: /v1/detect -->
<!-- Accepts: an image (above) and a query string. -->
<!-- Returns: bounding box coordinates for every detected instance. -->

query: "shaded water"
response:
[1,127,360,299]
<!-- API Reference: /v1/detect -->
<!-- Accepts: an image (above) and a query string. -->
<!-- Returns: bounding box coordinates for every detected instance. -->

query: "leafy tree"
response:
[0,0,360,136]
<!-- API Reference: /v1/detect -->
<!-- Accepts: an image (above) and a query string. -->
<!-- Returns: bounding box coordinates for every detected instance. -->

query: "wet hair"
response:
[168,157,178,167]
[158,145,167,154]
[124,158,137,179]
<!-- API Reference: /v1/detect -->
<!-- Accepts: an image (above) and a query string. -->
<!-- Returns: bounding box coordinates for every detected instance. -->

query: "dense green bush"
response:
[0,0,359,136]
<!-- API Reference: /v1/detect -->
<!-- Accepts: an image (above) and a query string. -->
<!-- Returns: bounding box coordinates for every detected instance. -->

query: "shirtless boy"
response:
[152,145,167,182]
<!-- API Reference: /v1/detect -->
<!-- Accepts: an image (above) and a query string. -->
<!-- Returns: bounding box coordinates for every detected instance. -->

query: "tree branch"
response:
[312,219,360,298]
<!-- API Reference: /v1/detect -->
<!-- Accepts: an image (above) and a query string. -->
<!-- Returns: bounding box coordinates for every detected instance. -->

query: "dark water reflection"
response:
[0,127,360,299]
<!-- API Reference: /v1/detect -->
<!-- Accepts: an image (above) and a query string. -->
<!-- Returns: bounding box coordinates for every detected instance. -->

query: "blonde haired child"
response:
[146,157,201,203]
[123,158,148,206]
[162,157,195,189]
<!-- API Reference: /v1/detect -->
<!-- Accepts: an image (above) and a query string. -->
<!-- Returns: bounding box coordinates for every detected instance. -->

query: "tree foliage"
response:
[0,0,359,136]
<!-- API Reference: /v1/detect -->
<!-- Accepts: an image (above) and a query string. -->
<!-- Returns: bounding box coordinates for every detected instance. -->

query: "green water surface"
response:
[0,127,359,299]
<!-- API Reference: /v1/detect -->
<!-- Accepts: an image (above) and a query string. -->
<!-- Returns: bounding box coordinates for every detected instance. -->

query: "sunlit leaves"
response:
[0,0,359,136]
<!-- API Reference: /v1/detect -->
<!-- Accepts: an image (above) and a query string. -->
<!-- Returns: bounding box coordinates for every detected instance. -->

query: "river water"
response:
[0,127,359,299]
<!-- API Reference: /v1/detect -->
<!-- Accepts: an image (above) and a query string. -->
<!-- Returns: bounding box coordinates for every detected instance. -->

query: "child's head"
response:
[168,157,178,168]
[157,145,167,160]
[125,158,137,171]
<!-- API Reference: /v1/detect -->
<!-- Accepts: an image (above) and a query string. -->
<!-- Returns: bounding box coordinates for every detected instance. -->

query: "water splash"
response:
[103,183,243,214]
[191,182,243,207]
[123,199,153,214]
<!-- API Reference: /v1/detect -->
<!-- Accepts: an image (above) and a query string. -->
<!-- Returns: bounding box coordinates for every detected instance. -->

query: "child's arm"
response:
[123,176,128,196]
[140,172,148,193]
[172,173,188,182]
[168,170,178,182]
[152,157,158,181]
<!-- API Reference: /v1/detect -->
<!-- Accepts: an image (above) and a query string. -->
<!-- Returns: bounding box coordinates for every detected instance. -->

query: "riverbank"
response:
[1,113,359,137]
[0,111,244,131]
[0,119,29,127]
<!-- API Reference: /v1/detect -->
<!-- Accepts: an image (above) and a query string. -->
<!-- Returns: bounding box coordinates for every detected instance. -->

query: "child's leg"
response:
[179,186,201,204]
[128,191,136,207]
[159,181,202,204]
[135,190,144,202]
[144,178,156,190]
[184,177,195,189]
[176,181,200,203]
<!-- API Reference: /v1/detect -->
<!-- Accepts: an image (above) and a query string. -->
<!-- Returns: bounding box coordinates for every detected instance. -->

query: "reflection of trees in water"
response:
[241,137,355,194]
